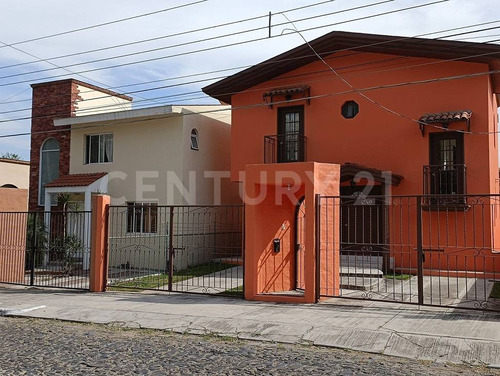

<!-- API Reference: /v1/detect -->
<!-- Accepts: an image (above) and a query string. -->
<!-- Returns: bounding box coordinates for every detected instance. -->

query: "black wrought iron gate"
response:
[106,205,244,297]
[317,194,500,312]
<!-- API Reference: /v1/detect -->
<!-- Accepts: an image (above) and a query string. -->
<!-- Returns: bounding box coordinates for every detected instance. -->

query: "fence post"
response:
[416,196,424,305]
[168,206,174,292]
[315,194,321,302]
[29,212,37,286]
[90,194,110,292]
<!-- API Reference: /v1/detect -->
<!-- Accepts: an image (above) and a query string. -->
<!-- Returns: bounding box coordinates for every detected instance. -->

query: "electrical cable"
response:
[0,0,448,88]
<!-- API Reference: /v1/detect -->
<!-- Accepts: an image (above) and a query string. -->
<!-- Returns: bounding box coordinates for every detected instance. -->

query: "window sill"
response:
[109,233,161,239]
[84,162,113,165]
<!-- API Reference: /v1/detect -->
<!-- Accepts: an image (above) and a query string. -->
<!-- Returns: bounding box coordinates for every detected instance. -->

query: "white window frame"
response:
[190,128,199,150]
[85,133,113,164]
[126,202,158,234]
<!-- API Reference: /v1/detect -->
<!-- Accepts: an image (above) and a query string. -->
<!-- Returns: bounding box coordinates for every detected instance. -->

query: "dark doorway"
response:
[428,132,465,195]
[277,106,304,163]
[295,196,306,290]
[340,185,389,271]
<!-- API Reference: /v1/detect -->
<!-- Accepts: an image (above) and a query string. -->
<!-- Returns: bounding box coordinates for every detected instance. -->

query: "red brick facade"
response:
[29,79,79,211]
[29,79,133,211]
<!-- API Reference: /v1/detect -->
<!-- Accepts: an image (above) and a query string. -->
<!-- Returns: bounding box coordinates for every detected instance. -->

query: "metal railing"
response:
[317,194,500,312]
[0,211,92,290]
[264,133,307,163]
[107,205,244,296]
[423,164,467,204]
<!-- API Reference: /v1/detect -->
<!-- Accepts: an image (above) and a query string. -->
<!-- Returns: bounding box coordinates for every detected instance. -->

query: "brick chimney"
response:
[29,79,78,211]
[28,79,133,211]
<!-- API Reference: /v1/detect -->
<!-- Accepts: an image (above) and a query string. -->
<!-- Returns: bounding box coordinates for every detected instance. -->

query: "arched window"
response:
[39,138,60,205]
[1,184,17,189]
[190,128,199,150]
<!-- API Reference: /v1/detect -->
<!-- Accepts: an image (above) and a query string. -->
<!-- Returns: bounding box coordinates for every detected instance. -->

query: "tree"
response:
[1,152,21,160]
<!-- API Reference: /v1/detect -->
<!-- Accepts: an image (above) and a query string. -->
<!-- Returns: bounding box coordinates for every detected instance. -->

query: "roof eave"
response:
[202,30,500,104]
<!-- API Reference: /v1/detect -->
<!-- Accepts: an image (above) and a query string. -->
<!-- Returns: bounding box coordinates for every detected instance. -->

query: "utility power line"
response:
[2,17,500,120]
[0,0,337,71]
[2,66,500,140]
[0,0,448,88]
[0,0,395,80]
[0,0,208,49]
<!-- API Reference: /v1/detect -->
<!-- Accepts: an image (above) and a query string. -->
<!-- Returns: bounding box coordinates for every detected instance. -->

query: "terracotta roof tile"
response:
[419,110,472,124]
[263,86,310,98]
[45,173,107,188]
[418,110,472,136]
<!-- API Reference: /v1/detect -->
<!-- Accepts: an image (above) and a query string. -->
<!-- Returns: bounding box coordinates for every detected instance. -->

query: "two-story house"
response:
[28,79,240,273]
[203,31,500,303]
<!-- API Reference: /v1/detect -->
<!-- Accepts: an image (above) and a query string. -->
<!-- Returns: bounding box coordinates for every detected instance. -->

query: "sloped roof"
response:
[202,31,500,104]
[45,173,107,188]
[341,162,403,186]
[0,158,29,166]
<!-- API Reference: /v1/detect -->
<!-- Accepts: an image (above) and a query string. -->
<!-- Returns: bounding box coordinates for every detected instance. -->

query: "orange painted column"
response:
[89,194,110,292]
[244,162,340,304]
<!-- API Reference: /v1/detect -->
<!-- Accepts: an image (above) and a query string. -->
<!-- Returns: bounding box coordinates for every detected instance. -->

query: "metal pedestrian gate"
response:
[0,211,92,290]
[317,194,500,312]
[106,205,244,297]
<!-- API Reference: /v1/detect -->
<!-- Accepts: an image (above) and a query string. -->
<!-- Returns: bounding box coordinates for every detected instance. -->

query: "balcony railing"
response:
[423,164,467,207]
[264,133,307,164]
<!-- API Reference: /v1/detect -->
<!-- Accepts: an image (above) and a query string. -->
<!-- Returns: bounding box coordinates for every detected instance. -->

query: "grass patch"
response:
[384,273,413,281]
[489,282,500,299]
[220,285,244,297]
[109,262,235,291]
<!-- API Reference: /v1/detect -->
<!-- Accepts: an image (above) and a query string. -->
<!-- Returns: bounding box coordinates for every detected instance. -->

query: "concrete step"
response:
[340,266,383,278]
[340,275,383,291]
[340,254,384,270]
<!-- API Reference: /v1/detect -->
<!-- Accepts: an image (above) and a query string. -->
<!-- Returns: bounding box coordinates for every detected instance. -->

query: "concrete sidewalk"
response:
[0,284,499,368]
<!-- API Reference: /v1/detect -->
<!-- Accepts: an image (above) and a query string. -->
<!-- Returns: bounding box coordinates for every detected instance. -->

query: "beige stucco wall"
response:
[69,105,239,206]
[179,105,240,205]
[69,114,184,205]
[75,84,132,117]
[0,160,30,189]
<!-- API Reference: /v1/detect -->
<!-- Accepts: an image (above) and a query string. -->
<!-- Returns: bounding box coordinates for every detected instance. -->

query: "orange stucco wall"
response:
[230,51,497,193]
[0,188,28,283]
[232,51,500,275]
[244,162,339,303]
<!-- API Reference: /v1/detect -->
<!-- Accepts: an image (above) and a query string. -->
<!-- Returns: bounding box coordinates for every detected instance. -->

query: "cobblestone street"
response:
[0,317,497,375]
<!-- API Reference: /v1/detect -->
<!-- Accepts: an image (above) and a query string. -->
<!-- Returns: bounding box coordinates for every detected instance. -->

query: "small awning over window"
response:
[262,86,310,108]
[418,110,472,136]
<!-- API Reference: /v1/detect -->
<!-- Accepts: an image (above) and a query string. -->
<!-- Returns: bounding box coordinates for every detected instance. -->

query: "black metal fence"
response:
[0,211,92,289]
[107,205,244,296]
[317,194,500,312]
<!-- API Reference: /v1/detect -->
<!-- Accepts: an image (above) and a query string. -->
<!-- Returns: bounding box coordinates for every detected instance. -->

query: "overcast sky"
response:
[0,0,499,160]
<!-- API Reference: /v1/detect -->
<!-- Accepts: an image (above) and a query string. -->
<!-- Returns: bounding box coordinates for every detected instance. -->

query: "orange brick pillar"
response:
[244,162,339,304]
[90,194,110,292]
